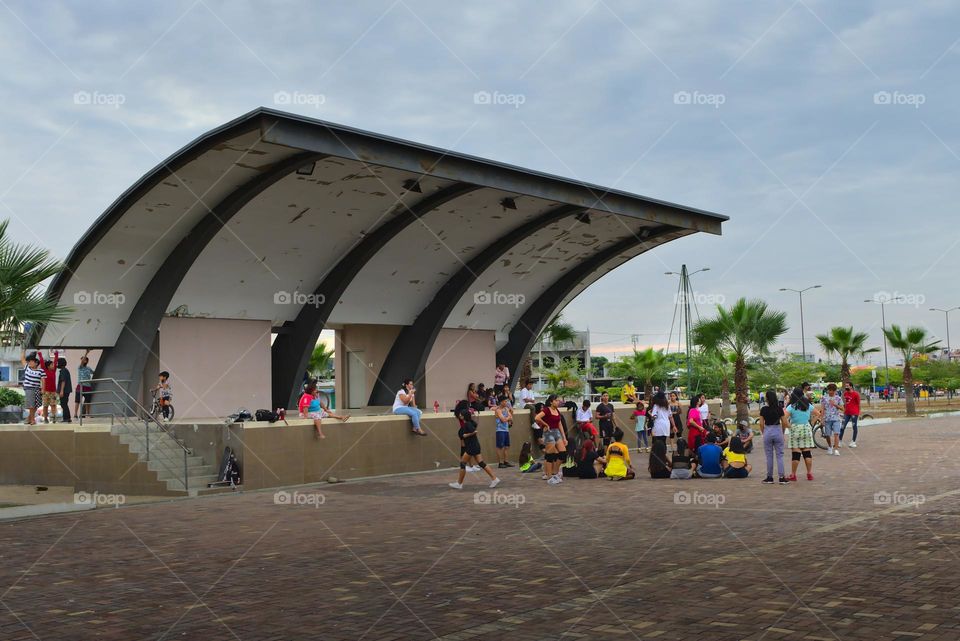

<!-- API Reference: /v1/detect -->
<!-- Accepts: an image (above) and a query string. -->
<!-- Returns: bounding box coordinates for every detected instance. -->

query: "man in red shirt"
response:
[840,382,861,448]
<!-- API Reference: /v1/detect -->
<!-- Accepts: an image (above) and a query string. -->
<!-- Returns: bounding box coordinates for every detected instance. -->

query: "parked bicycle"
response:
[811,413,873,449]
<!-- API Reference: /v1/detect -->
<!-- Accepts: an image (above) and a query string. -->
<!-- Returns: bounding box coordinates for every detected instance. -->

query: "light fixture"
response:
[296,162,316,176]
[402,179,422,193]
[500,197,517,210]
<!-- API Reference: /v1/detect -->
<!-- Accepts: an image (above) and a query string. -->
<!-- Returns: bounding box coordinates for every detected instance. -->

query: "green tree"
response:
[541,356,587,398]
[308,342,334,379]
[590,356,609,377]
[608,348,669,400]
[692,298,788,422]
[522,314,577,387]
[815,326,878,386]
[0,220,73,340]
[882,325,940,416]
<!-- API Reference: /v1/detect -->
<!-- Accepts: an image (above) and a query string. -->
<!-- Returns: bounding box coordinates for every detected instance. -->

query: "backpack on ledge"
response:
[255,409,279,423]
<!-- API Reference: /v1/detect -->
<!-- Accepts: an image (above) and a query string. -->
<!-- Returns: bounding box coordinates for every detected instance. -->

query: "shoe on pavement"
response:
[762,477,775,484]
[833,450,840,456]
[850,441,857,448]
[503,461,514,467]
[787,474,798,482]
[541,474,549,480]
[807,473,814,481]
[547,477,560,485]
[467,465,481,472]
[448,482,463,490]
[489,477,501,489]
[779,477,790,485]
[826,447,833,455]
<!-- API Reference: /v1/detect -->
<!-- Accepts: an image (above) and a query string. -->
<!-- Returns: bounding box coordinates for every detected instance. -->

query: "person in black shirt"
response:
[449,409,500,490]
[57,358,72,423]
[595,392,620,450]
[759,389,788,484]
[576,440,601,479]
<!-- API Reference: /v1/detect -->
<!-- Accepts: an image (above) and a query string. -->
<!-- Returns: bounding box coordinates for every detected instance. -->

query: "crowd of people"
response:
[419,369,865,489]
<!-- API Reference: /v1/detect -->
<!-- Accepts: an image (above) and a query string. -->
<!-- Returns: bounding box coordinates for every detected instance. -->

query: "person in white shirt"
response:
[517,381,536,408]
[698,395,710,427]
[392,378,426,435]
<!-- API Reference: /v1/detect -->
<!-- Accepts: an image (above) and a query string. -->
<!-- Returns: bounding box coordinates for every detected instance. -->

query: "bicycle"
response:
[150,390,175,422]
[811,413,873,449]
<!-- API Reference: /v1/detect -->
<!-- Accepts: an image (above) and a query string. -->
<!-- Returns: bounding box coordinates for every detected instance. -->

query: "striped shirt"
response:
[22,366,45,389]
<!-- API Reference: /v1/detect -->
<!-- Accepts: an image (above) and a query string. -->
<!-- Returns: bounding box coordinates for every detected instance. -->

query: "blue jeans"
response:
[636,430,648,447]
[840,414,858,441]
[394,406,422,429]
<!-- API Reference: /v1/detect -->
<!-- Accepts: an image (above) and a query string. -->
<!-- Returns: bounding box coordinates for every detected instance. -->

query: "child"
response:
[735,420,754,453]
[575,399,598,445]
[20,349,45,426]
[449,408,500,489]
[298,382,349,438]
[38,351,59,423]
[494,396,513,468]
[598,428,633,480]
[518,442,542,473]
[632,401,648,452]
[151,371,173,421]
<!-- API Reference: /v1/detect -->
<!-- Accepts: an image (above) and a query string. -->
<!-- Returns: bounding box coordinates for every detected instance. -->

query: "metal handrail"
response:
[82,378,191,492]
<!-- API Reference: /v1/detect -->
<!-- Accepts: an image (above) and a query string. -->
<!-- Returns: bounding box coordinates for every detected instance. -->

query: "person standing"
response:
[697,394,710,429]
[595,392,619,451]
[38,351,59,423]
[74,350,93,419]
[840,382,861,448]
[631,401,648,452]
[821,383,843,456]
[493,363,510,396]
[57,357,72,424]
[686,396,708,453]
[534,395,567,485]
[449,407,500,489]
[494,396,513,468]
[649,392,674,451]
[785,386,819,481]
[668,391,683,449]
[20,350,45,426]
[759,390,788,484]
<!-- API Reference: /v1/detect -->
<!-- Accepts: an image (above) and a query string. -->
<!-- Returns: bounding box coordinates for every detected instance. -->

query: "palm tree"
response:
[0,220,72,342]
[608,348,669,400]
[692,298,788,422]
[308,342,334,379]
[816,326,878,386]
[521,314,577,387]
[882,325,939,416]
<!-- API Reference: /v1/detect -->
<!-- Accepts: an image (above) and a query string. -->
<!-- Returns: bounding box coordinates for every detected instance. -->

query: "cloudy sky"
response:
[2,0,958,363]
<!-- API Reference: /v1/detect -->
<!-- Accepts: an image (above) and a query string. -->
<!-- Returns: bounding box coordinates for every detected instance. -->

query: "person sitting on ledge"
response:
[393,378,426,435]
[298,382,349,439]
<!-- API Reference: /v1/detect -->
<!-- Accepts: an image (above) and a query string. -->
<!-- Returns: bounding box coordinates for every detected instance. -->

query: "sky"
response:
[2,0,958,365]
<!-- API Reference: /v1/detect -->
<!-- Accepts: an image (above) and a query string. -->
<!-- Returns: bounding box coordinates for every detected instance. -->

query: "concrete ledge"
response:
[0,502,96,521]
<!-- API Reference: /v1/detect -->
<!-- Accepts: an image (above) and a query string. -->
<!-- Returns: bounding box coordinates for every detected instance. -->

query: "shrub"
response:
[0,387,24,407]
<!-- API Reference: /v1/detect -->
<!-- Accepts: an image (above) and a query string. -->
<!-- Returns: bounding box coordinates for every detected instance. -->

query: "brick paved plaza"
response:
[1,418,958,641]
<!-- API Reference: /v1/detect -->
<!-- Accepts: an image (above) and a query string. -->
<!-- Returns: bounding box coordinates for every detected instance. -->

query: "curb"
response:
[0,502,97,522]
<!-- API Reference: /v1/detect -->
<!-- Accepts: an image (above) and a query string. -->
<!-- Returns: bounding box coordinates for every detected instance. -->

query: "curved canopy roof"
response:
[43,107,726,350]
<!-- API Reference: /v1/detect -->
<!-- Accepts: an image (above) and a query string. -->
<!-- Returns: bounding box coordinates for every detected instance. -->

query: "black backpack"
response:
[255,409,280,423]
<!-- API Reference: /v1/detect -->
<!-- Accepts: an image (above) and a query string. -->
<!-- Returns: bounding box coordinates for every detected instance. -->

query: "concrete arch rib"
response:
[496,226,684,382]
[94,151,326,402]
[270,182,480,410]
[369,204,587,405]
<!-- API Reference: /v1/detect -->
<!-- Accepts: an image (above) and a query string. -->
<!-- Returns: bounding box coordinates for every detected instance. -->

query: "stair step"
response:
[165,474,220,492]
[153,465,216,481]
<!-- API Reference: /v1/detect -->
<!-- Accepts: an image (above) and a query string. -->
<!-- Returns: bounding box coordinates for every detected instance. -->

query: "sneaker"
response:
[448,482,463,490]
[555,474,564,483]
[779,477,790,485]
[489,477,501,489]
[541,473,549,480]
[547,476,560,485]
[836,441,842,448]
[761,477,775,484]
[850,441,857,448]
[833,450,840,456]
[807,473,814,481]
[466,465,481,473]
[826,447,833,455]
[497,463,507,469]
[787,474,798,482]
[503,461,514,467]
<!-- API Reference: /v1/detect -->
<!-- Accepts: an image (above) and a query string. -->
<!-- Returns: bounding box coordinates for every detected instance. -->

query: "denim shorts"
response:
[823,419,842,436]
[543,428,563,445]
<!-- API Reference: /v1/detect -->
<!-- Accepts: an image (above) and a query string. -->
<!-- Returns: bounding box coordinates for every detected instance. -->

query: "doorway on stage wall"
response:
[347,351,367,409]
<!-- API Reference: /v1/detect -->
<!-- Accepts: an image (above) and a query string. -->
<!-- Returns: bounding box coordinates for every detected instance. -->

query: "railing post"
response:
[184,449,189,492]
[145,419,150,461]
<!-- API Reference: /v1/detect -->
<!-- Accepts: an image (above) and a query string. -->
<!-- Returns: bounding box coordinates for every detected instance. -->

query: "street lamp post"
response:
[865,298,891,389]
[780,285,822,362]
[930,306,959,361]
